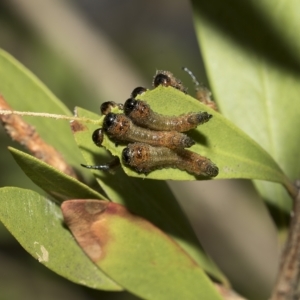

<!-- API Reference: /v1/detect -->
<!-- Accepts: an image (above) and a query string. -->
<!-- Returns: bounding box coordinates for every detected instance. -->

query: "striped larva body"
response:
[124,98,212,132]
[103,113,194,149]
[122,142,218,177]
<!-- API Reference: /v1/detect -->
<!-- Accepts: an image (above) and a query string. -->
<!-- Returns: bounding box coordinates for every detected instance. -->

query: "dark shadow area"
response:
[189,129,209,146]
[72,164,108,197]
[265,200,290,230]
[192,0,300,76]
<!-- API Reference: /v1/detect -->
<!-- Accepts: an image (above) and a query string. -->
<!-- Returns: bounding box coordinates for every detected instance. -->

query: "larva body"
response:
[122,142,218,177]
[103,113,194,149]
[124,98,212,132]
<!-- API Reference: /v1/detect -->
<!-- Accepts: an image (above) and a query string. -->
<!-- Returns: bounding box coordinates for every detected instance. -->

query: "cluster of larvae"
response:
[82,69,218,177]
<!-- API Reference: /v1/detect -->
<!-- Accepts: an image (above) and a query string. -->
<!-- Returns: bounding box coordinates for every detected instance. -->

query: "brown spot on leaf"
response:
[84,200,108,215]
[62,200,110,262]
[62,199,148,263]
[104,202,124,215]
[70,120,87,133]
[62,198,202,280]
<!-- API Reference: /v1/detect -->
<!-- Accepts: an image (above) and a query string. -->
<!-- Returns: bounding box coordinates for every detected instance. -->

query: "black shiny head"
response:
[103,113,117,131]
[122,147,131,164]
[124,98,138,116]
[153,73,170,87]
[100,101,117,115]
[131,87,147,98]
[92,128,104,146]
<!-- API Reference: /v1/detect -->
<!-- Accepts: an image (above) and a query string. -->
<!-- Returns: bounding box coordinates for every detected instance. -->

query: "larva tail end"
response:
[197,112,212,124]
[184,136,195,148]
[205,163,219,177]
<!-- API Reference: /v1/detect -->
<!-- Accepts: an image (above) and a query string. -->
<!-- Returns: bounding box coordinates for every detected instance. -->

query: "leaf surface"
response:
[62,199,223,300]
[0,49,90,178]
[9,147,105,202]
[191,1,300,210]
[0,187,120,291]
[0,48,226,283]
[75,87,289,184]
[73,107,227,283]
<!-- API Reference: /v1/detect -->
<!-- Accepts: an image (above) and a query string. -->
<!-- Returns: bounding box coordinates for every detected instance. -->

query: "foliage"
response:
[0,0,300,298]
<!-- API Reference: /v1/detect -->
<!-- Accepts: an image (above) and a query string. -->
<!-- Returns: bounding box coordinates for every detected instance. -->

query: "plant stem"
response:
[270,180,300,300]
[0,109,100,124]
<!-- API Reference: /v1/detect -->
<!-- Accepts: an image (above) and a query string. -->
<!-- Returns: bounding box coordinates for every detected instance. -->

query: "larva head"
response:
[103,113,117,132]
[153,70,186,92]
[92,128,104,146]
[122,146,132,165]
[124,98,151,121]
[153,73,171,88]
[103,113,131,138]
[122,143,150,173]
[100,101,124,115]
[124,98,138,115]
[131,87,147,98]
[100,101,117,115]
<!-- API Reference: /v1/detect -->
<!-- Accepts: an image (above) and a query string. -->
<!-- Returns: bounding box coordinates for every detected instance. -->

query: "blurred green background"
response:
[0,1,280,299]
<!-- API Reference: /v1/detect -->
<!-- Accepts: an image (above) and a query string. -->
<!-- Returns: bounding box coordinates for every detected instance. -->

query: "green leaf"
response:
[75,87,289,184]
[62,199,223,300]
[191,1,300,210]
[0,48,91,179]
[232,0,300,64]
[73,107,227,284]
[0,48,226,283]
[9,147,105,202]
[0,187,121,291]
[141,87,290,183]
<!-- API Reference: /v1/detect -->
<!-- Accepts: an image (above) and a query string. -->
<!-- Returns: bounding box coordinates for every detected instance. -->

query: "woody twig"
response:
[270,180,300,300]
[0,95,78,179]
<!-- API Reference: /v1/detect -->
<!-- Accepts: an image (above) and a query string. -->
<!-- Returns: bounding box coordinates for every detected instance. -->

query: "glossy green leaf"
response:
[9,147,105,202]
[0,187,121,291]
[191,1,300,210]
[76,87,289,185]
[0,48,226,283]
[73,107,227,284]
[62,199,223,300]
[0,48,91,179]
